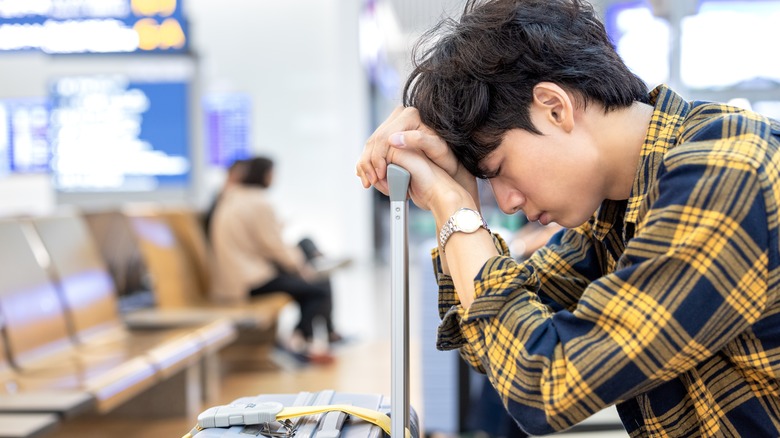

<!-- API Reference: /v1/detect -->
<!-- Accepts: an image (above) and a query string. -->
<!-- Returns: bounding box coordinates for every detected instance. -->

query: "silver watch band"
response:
[438,208,489,252]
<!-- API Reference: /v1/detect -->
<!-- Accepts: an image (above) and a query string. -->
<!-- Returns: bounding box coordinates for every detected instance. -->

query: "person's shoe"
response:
[328,332,351,345]
[305,350,336,365]
[301,340,336,365]
[272,341,311,366]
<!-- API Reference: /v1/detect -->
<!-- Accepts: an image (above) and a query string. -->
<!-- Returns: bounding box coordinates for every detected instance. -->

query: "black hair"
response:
[242,157,274,188]
[228,158,247,173]
[403,0,648,178]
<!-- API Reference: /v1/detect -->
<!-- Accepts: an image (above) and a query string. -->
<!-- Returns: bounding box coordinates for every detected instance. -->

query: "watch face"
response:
[455,209,483,233]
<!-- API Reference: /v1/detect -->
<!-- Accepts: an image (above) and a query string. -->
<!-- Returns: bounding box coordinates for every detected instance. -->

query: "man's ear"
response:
[531,82,574,133]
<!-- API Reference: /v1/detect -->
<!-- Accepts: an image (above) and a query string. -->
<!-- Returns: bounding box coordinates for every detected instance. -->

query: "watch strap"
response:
[439,208,488,252]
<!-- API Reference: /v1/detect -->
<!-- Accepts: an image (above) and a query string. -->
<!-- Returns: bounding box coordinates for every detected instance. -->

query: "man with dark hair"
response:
[356,0,780,436]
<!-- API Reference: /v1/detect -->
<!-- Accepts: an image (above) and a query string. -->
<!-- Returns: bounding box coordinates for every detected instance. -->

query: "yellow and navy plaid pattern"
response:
[434,85,780,436]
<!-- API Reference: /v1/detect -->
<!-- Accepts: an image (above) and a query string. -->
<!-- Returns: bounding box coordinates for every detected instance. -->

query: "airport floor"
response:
[50,255,629,438]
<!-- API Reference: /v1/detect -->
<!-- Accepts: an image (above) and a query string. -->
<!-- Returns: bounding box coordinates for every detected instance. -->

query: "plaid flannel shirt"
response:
[435,85,780,437]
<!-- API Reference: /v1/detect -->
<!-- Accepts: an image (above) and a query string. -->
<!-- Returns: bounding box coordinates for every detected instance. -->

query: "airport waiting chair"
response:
[0,218,158,412]
[117,205,294,370]
[119,205,292,332]
[159,207,212,303]
[29,209,236,398]
[0,216,220,414]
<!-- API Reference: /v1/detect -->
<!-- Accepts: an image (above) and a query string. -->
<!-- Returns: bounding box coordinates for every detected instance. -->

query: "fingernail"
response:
[389,133,405,147]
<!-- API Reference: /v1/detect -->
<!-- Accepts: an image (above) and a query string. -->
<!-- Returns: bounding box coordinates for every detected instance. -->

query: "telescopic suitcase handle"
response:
[387,164,410,437]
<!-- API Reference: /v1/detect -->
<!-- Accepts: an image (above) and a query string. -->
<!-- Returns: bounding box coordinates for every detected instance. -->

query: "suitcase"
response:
[186,165,417,438]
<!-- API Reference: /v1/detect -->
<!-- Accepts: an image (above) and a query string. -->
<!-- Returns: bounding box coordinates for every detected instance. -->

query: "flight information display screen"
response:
[49,75,190,192]
[0,0,187,54]
[202,92,252,168]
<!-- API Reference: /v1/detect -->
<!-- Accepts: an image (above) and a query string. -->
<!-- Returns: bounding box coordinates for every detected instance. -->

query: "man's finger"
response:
[397,130,446,153]
[372,107,423,181]
[373,179,389,196]
[357,146,377,185]
[356,163,371,188]
[389,129,456,174]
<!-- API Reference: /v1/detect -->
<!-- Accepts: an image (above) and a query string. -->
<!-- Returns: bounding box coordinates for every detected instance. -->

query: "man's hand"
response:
[356,106,477,199]
[356,106,498,309]
[382,147,469,214]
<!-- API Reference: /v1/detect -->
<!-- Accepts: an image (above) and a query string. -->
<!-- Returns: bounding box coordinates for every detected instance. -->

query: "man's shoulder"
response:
[663,137,764,175]
[668,105,778,171]
[681,103,775,144]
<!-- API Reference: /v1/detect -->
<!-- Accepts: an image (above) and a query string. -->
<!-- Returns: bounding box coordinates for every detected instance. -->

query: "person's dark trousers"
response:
[309,276,337,335]
[297,237,338,335]
[250,272,333,339]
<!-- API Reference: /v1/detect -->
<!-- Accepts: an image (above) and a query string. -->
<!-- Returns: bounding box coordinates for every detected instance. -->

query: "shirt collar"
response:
[591,85,690,240]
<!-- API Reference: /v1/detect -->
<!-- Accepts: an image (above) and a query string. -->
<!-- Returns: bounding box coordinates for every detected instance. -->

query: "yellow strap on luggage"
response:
[278,404,410,438]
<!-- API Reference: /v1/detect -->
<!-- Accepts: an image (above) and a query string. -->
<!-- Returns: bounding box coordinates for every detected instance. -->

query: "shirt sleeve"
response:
[435,221,607,363]
[523,221,614,312]
[435,151,771,435]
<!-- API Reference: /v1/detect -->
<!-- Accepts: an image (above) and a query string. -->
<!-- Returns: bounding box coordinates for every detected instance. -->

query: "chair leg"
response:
[111,363,203,418]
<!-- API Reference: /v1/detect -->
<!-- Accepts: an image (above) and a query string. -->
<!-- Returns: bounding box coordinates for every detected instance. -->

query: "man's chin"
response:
[557,214,591,229]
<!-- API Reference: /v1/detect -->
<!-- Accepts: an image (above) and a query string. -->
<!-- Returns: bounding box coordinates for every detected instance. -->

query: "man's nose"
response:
[491,181,525,215]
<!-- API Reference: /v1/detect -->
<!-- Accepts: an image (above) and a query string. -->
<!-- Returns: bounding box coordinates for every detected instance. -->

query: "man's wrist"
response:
[453,167,479,203]
[432,189,478,229]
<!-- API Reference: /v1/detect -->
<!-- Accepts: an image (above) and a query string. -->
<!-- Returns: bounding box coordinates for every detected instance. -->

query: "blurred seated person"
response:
[210,156,341,363]
[206,158,350,271]
[203,158,249,238]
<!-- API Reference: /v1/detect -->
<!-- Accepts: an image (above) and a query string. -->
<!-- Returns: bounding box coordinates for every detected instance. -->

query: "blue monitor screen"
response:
[50,75,190,192]
[202,93,252,168]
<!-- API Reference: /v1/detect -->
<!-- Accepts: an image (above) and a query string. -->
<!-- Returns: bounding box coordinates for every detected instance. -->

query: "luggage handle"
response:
[387,164,410,438]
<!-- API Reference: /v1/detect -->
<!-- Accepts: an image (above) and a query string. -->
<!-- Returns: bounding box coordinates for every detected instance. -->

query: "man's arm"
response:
[435,223,606,369]
[522,221,610,311]
[437,155,771,435]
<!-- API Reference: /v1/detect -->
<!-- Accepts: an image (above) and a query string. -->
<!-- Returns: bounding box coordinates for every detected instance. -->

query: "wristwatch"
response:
[439,208,489,252]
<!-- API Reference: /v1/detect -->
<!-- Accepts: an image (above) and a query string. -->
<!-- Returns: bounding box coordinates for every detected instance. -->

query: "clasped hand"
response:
[355,106,479,214]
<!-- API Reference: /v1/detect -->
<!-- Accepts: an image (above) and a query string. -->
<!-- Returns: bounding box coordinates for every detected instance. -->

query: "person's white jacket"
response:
[210,185,304,304]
